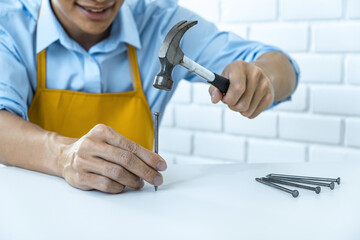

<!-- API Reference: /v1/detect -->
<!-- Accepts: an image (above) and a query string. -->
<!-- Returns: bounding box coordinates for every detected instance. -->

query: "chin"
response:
[81,24,110,35]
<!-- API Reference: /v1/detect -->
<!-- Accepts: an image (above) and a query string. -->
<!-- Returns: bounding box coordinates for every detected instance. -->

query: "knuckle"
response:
[120,151,134,167]
[260,79,270,92]
[234,83,245,95]
[90,123,107,135]
[237,101,250,112]
[115,134,127,147]
[107,166,124,179]
[79,137,95,150]
[94,123,107,132]
[235,60,246,68]
[104,126,116,139]
[100,178,113,192]
[124,141,139,153]
[92,124,114,139]
[129,142,139,153]
[253,67,263,80]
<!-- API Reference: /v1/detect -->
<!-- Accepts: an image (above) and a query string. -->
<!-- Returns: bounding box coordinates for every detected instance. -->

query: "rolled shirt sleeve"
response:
[0,29,33,120]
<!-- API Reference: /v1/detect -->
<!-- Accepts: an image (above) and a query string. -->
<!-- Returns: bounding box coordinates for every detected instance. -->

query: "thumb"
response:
[209,85,223,104]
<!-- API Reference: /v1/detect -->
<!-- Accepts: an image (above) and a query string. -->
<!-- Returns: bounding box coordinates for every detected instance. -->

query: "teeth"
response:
[85,8,105,13]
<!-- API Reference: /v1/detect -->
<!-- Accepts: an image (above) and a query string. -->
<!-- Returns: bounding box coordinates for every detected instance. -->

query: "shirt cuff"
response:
[0,100,28,120]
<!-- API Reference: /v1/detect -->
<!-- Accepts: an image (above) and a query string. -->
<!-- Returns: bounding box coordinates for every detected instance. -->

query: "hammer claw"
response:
[154,20,229,93]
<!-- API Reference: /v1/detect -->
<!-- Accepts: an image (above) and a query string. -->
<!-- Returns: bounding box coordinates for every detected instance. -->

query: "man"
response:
[0,0,299,193]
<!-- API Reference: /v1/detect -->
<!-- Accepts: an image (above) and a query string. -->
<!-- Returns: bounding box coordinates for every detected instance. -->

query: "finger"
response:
[83,140,163,186]
[208,85,222,104]
[221,62,247,106]
[88,124,167,171]
[113,150,163,186]
[82,156,144,189]
[240,87,265,118]
[83,173,125,194]
[249,94,273,119]
[233,66,263,113]
[242,77,273,117]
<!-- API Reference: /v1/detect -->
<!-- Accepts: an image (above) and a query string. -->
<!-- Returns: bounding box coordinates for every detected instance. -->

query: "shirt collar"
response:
[36,0,142,54]
[36,0,60,53]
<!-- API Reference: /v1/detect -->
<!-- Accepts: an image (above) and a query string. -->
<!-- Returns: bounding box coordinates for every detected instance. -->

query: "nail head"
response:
[292,190,299,198]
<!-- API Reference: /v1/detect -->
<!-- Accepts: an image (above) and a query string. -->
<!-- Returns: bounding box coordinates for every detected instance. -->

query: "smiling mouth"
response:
[76,2,115,20]
[76,3,114,13]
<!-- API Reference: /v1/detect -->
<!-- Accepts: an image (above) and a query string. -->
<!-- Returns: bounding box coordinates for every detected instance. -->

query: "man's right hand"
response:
[59,124,167,193]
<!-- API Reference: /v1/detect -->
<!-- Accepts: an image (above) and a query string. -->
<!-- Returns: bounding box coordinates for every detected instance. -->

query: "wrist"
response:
[50,132,77,178]
[251,51,296,102]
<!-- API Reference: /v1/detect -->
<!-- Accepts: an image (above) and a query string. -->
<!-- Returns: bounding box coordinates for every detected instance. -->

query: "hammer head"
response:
[153,20,198,91]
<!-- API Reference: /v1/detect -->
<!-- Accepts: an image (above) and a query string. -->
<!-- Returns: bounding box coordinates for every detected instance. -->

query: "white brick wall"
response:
[279,0,342,20]
[248,139,306,163]
[347,0,360,19]
[346,55,360,84]
[279,114,341,144]
[292,54,342,83]
[311,87,360,116]
[159,0,360,164]
[313,23,360,52]
[224,111,277,138]
[193,132,246,161]
[250,23,309,52]
[221,0,277,23]
[345,118,360,147]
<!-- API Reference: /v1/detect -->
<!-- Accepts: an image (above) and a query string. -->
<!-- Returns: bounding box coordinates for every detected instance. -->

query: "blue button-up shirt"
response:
[0,0,299,121]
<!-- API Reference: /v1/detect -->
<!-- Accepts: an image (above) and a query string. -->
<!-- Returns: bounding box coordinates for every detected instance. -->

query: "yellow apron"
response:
[28,46,154,150]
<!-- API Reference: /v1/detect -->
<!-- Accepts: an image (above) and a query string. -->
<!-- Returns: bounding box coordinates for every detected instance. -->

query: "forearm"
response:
[0,110,75,177]
[253,51,297,102]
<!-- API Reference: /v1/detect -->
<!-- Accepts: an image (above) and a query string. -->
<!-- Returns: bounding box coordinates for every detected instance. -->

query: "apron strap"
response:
[36,49,46,89]
[127,45,143,91]
[36,6,46,90]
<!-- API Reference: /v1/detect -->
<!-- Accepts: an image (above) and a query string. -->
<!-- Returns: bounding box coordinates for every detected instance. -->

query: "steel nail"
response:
[268,177,335,190]
[154,112,160,192]
[256,178,299,198]
[267,174,340,185]
[262,177,321,194]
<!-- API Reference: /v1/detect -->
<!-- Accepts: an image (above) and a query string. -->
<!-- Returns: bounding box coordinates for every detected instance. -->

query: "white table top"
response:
[1,162,359,240]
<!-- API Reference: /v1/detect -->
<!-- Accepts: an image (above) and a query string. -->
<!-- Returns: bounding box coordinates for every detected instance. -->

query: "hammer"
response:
[153,20,230,94]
